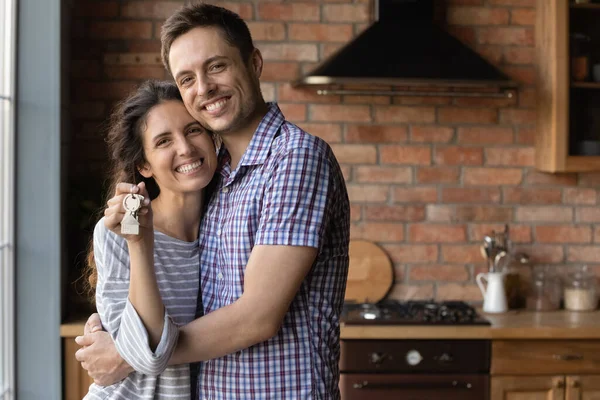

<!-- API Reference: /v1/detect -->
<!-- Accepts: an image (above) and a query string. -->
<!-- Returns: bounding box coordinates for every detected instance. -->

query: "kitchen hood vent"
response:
[292,0,517,97]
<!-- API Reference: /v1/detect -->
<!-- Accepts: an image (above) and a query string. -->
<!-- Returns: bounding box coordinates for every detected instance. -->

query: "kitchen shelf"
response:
[572,82,600,89]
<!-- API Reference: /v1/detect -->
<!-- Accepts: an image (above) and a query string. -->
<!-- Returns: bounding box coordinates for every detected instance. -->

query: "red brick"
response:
[394,187,438,203]
[350,204,361,222]
[503,188,562,204]
[296,123,342,143]
[311,104,371,122]
[437,284,482,301]
[475,45,504,65]
[289,23,354,42]
[261,83,276,102]
[74,1,119,17]
[442,188,501,203]
[365,205,426,222]
[343,95,391,105]
[128,40,162,52]
[435,147,483,166]
[452,95,517,108]
[416,167,460,184]
[330,144,377,164]
[469,224,532,243]
[278,103,306,121]
[77,81,139,100]
[567,246,600,263]
[511,9,535,25]
[502,66,536,85]
[456,206,514,222]
[409,224,466,243]
[578,173,600,187]
[447,26,477,44]
[321,43,345,58]
[388,284,435,301]
[438,108,498,124]
[341,165,352,181]
[104,65,166,80]
[393,96,452,106]
[504,47,535,65]
[409,265,469,282]
[595,227,600,243]
[488,0,535,5]
[351,222,404,241]
[347,185,389,202]
[277,84,341,104]
[410,126,454,143]
[518,88,536,107]
[89,21,153,39]
[247,22,286,41]
[478,27,534,46]
[513,245,564,263]
[426,205,455,222]
[447,7,509,25]
[345,125,408,143]
[485,147,535,167]
[576,208,600,223]
[442,244,484,263]
[261,62,300,82]
[526,171,578,186]
[516,127,535,145]
[536,226,592,243]
[355,166,412,183]
[322,4,369,22]
[383,244,439,264]
[457,126,514,144]
[260,43,318,61]
[515,206,573,222]
[464,168,523,185]
[381,146,432,165]
[121,2,183,18]
[564,188,597,205]
[374,106,436,124]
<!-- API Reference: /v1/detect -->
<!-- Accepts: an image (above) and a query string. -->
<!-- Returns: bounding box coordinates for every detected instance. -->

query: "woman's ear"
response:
[138,164,152,179]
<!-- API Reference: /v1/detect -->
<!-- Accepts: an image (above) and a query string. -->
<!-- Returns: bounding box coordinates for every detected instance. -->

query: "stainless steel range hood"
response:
[292,0,517,97]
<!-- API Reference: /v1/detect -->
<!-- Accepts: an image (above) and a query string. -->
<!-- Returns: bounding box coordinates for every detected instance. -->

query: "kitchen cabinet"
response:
[491,340,600,400]
[535,0,600,172]
[64,337,94,400]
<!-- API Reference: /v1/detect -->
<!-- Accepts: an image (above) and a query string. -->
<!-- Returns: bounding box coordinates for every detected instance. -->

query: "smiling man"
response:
[75,3,350,399]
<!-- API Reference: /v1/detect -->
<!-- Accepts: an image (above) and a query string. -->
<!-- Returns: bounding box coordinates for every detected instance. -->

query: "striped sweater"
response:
[84,218,199,400]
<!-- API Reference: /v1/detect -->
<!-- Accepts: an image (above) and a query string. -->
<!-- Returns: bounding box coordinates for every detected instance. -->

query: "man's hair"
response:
[161,3,255,76]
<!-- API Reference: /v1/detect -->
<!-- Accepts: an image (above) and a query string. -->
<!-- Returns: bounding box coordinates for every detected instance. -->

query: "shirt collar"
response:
[237,102,285,167]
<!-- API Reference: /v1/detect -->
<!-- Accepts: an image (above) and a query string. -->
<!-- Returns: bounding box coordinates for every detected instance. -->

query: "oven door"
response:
[340,373,489,400]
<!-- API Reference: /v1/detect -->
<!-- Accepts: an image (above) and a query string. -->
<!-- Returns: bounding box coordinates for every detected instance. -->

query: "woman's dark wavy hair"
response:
[83,80,183,297]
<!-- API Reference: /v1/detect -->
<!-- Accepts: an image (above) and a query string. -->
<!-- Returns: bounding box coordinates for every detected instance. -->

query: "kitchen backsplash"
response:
[65,0,600,304]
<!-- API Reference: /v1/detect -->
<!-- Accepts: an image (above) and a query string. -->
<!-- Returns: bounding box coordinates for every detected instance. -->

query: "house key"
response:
[121,193,145,235]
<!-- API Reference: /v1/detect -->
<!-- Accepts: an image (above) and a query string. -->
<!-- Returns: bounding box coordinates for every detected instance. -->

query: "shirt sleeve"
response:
[93,219,179,376]
[255,147,332,249]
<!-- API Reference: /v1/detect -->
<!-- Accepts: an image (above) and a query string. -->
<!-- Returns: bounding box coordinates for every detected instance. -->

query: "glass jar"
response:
[564,266,598,311]
[525,266,562,311]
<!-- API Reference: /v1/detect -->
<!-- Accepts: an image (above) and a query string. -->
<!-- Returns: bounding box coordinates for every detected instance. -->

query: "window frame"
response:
[0,0,17,399]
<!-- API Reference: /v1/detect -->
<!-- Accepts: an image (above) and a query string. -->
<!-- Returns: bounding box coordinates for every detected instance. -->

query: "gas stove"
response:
[341,300,490,325]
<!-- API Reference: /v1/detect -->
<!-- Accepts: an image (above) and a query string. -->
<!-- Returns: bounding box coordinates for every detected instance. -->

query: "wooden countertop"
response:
[340,309,600,340]
[61,310,600,340]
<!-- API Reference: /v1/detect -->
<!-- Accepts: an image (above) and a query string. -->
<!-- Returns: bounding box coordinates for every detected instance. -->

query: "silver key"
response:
[121,194,145,235]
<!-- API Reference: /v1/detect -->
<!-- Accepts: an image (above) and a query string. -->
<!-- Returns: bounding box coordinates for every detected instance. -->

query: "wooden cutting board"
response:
[345,240,394,303]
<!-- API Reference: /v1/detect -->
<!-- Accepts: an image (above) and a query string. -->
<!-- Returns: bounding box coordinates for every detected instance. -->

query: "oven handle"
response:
[352,380,474,390]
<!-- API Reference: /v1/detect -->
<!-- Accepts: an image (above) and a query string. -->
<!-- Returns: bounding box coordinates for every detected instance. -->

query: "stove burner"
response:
[342,300,490,325]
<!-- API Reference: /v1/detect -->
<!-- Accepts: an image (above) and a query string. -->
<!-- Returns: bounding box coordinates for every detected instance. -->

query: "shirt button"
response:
[217,273,224,280]
[222,186,230,193]
[217,229,222,236]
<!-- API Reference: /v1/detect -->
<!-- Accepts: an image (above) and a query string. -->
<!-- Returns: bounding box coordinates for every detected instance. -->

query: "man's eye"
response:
[187,127,203,135]
[210,64,225,72]
[180,77,192,86]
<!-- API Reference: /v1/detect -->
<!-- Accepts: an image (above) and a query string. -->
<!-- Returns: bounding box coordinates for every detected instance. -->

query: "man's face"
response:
[168,26,263,135]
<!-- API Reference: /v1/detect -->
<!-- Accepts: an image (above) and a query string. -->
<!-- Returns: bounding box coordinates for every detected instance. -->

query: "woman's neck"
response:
[151,190,203,242]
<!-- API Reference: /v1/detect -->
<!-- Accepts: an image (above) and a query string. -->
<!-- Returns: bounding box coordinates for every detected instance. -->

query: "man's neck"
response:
[221,102,269,170]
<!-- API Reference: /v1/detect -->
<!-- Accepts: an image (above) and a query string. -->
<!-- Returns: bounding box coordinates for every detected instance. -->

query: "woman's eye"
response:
[156,138,170,147]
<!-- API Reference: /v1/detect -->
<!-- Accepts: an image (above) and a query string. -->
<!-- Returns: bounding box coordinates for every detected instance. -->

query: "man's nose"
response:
[196,74,217,98]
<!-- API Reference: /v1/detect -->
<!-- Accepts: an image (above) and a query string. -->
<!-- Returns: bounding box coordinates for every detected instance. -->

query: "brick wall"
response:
[67,0,600,303]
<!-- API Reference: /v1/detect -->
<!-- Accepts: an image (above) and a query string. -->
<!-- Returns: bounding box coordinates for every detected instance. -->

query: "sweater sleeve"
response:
[93,218,179,376]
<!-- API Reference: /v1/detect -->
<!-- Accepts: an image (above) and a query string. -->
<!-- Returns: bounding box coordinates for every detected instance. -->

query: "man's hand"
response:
[75,315,133,386]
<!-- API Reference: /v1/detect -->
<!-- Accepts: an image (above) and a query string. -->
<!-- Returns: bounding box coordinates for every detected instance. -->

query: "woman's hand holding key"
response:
[104,182,152,243]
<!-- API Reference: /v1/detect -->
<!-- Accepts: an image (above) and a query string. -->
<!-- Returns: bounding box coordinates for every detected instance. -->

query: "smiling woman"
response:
[0,0,16,399]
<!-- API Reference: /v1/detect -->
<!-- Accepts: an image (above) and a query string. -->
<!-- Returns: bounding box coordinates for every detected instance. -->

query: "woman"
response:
[83,80,217,399]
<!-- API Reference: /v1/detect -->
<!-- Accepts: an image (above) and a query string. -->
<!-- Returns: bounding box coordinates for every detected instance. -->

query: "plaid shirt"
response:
[195,103,350,400]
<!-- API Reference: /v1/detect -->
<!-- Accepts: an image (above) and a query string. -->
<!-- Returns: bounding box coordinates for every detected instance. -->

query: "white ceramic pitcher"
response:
[476,271,508,313]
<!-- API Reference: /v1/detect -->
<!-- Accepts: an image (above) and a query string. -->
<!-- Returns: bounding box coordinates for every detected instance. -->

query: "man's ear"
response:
[138,164,152,179]
[250,48,263,79]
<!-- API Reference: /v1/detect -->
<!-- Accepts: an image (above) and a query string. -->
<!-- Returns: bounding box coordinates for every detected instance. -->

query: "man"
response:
[75,3,350,399]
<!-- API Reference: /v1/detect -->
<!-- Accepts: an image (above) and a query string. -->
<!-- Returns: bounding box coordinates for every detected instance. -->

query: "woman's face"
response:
[139,100,217,195]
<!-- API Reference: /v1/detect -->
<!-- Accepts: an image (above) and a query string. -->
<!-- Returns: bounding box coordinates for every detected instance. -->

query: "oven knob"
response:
[369,352,390,365]
[406,350,423,366]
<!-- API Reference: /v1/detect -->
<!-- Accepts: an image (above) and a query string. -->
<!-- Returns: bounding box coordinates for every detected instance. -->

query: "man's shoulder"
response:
[274,120,332,157]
